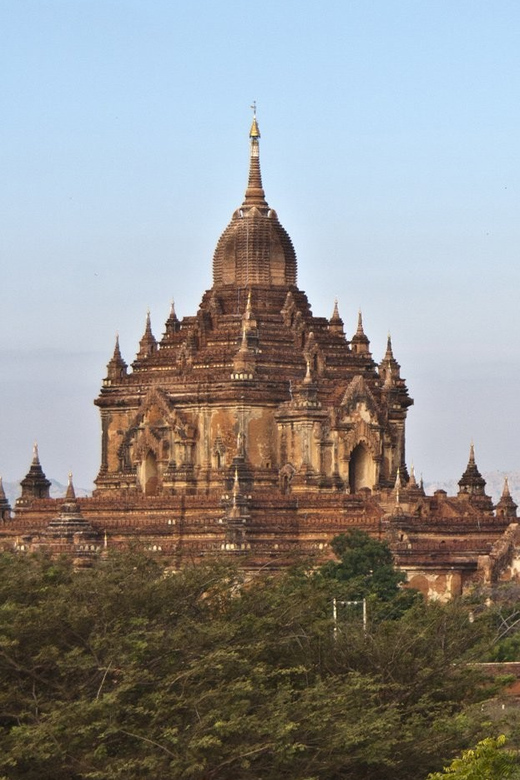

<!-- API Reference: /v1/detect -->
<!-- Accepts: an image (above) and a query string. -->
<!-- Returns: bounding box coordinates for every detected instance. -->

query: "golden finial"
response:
[249,101,260,139]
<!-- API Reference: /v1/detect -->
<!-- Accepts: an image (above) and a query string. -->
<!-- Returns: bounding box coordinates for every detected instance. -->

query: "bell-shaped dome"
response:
[212,114,297,288]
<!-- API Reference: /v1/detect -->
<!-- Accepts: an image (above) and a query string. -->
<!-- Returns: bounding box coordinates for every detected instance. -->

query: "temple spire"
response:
[243,104,267,209]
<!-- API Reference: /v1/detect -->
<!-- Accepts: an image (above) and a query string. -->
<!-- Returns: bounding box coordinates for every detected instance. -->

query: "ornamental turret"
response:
[134,311,157,365]
[0,476,11,522]
[457,444,494,513]
[162,300,180,342]
[350,311,371,356]
[104,334,127,386]
[329,299,345,337]
[379,334,401,388]
[17,443,51,503]
[495,477,518,520]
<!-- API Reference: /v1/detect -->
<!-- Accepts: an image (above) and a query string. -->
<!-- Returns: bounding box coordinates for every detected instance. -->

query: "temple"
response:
[2,113,519,598]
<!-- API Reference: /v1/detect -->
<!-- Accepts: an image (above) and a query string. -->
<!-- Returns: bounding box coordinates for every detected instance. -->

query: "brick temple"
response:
[2,113,519,598]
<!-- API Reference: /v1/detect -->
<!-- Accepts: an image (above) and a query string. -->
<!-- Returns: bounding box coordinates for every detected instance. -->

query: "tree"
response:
[427,736,519,780]
[319,530,420,617]
[0,551,502,779]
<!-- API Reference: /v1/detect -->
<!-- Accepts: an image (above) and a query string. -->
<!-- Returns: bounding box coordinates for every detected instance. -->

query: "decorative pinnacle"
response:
[356,310,364,334]
[250,101,260,138]
[502,477,511,497]
[332,298,340,320]
[32,441,40,464]
[65,472,76,500]
[113,333,123,359]
[469,441,475,465]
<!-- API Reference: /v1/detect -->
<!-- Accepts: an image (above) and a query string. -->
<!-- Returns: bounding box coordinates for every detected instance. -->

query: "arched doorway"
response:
[141,451,159,496]
[348,443,374,493]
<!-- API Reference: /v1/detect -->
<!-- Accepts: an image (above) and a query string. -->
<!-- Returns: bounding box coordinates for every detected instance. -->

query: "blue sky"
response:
[1,0,519,492]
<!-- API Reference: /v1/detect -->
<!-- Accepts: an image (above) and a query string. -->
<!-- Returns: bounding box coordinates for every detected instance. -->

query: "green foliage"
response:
[466,583,520,662]
[319,530,420,617]
[427,735,520,780]
[0,550,500,779]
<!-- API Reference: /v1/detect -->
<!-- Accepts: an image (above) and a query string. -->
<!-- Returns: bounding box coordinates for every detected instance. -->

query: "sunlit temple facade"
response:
[2,114,519,598]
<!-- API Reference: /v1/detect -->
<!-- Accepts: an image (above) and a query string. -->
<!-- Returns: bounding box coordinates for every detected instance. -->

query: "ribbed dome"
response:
[212,116,297,288]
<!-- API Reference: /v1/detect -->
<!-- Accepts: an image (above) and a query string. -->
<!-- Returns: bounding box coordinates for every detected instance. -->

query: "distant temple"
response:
[2,113,519,598]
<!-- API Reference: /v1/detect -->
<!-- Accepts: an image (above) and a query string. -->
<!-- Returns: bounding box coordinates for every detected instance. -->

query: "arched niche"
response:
[141,451,159,496]
[348,443,375,494]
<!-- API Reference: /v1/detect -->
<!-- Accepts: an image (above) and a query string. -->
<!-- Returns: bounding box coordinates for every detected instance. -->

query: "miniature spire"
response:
[380,330,401,386]
[350,309,371,356]
[167,300,178,326]
[329,298,345,337]
[385,332,393,359]
[409,463,417,488]
[242,289,258,335]
[162,300,181,342]
[243,104,267,208]
[105,333,128,383]
[18,443,51,501]
[65,472,76,501]
[232,293,258,378]
[136,310,157,360]
[0,476,11,521]
[458,443,488,500]
[495,477,518,520]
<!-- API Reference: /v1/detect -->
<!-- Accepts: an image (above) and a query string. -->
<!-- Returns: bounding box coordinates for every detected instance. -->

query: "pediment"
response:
[340,376,380,421]
[129,386,174,430]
